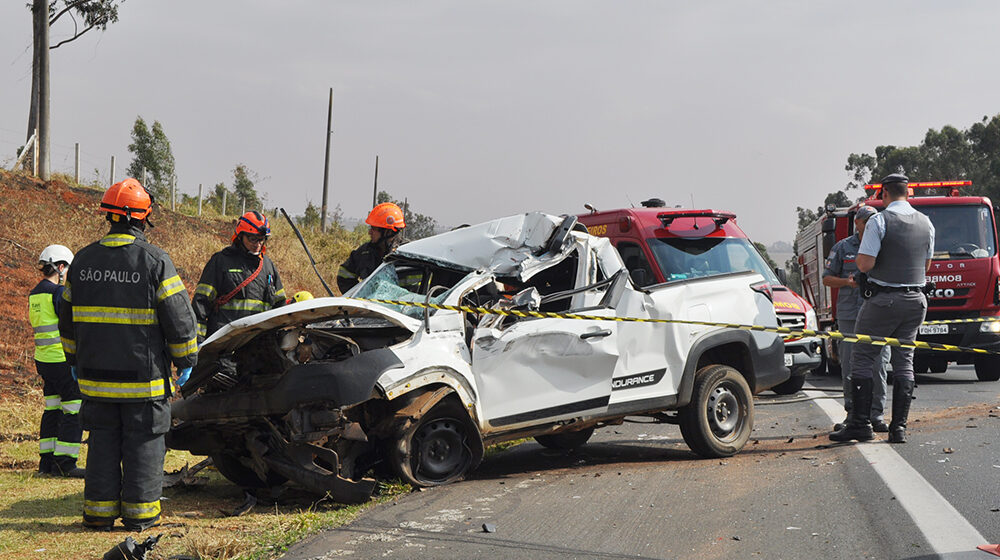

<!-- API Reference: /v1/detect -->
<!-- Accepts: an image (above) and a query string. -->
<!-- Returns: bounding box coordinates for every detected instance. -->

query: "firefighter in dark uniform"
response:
[822,205,889,433]
[192,211,286,342]
[830,174,934,444]
[336,202,406,293]
[29,244,84,477]
[58,178,198,530]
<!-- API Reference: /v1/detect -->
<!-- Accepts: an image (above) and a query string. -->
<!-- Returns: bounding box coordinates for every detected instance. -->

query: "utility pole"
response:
[36,0,50,180]
[222,189,227,216]
[372,155,379,208]
[74,143,80,183]
[320,87,333,233]
[110,156,116,186]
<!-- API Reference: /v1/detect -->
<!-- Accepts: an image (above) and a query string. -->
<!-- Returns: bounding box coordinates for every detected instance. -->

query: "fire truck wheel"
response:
[974,355,1000,382]
[679,364,753,458]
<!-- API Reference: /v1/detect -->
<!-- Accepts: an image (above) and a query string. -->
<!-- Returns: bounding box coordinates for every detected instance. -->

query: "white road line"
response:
[803,386,988,555]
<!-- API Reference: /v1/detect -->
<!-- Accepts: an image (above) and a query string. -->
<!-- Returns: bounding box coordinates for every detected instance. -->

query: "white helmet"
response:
[38,244,74,267]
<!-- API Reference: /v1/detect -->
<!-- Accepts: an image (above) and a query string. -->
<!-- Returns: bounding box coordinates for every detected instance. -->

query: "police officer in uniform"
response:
[830,174,934,444]
[192,211,286,343]
[822,206,890,432]
[29,244,84,477]
[59,178,198,530]
[336,202,406,293]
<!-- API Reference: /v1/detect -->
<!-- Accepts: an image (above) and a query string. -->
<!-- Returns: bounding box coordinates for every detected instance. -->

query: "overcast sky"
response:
[2,1,998,245]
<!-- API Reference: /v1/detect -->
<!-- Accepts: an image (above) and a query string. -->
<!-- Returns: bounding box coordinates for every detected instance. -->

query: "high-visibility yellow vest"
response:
[29,292,65,363]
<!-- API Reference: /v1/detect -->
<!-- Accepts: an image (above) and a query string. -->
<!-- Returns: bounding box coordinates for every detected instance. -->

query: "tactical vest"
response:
[869,210,933,286]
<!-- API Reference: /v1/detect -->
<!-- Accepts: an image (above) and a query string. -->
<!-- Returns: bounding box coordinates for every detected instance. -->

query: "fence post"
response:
[110,155,116,186]
[197,183,203,216]
[170,177,176,211]
[241,198,246,216]
[222,189,227,217]
[74,143,80,183]
[32,127,38,177]
[142,167,147,187]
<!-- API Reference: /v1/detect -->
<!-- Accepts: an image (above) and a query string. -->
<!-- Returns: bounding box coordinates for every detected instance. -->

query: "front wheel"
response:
[388,397,481,487]
[679,364,754,458]
[771,373,805,395]
[974,355,1000,381]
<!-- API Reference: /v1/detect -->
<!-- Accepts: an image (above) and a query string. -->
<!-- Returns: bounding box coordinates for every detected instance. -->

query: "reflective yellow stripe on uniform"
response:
[54,441,80,457]
[100,234,136,247]
[77,378,166,399]
[73,306,157,325]
[39,438,56,454]
[219,299,268,312]
[84,500,120,518]
[195,283,217,299]
[168,337,198,358]
[60,336,76,354]
[197,323,207,338]
[337,266,357,279]
[122,500,160,520]
[44,394,61,411]
[156,275,186,302]
[61,399,81,414]
[275,288,286,298]
[62,281,71,302]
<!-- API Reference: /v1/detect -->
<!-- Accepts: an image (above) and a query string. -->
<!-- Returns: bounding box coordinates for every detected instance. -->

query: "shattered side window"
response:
[353,262,456,319]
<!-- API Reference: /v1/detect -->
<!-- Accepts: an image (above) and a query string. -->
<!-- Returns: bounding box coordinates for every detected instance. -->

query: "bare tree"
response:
[24,0,124,178]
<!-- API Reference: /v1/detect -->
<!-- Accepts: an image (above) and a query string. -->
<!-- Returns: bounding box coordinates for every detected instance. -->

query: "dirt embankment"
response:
[0,170,233,394]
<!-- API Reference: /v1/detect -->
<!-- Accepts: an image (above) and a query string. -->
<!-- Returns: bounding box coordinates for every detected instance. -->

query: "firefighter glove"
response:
[176,367,192,387]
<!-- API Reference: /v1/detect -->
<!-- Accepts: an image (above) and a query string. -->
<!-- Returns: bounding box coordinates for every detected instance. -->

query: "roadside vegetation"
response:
[0,169,394,559]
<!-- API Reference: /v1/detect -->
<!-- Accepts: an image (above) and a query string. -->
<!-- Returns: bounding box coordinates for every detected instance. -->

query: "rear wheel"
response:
[679,364,753,458]
[211,453,287,488]
[974,355,1000,381]
[535,427,595,450]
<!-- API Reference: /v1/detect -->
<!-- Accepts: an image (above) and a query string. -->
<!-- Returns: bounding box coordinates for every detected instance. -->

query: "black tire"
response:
[826,356,842,378]
[974,355,1000,381]
[771,373,806,395]
[928,358,949,374]
[679,365,753,458]
[389,398,478,487]
[535,427,595,450]
[211,453,287,488]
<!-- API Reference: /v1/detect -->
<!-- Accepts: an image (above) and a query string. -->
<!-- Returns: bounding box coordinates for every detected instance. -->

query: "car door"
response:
[470,247,620,429]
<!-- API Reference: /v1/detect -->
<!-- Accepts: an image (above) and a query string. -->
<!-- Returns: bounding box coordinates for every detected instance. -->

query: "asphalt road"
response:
[282,366,1000,560]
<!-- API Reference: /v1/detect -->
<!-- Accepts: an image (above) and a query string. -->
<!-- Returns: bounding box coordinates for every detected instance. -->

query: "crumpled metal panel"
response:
[395,212,565,277]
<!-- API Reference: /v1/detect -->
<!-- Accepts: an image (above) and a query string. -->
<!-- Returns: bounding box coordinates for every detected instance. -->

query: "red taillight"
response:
[751,281,774,302]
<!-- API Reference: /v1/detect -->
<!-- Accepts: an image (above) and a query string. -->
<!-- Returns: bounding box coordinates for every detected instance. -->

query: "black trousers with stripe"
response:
[80,399,169,529]
[36,360,83,470]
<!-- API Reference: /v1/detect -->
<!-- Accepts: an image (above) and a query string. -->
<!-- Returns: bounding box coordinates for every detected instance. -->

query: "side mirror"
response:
[774,267,788,285]
[630,268,648,287]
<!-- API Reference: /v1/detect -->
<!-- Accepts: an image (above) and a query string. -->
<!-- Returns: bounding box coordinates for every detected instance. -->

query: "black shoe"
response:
[830,378,874,442]
[833,422,846,431]
[888,378,915,444]
[871,420,889,433]
[54,461,85,478]
[123,519,161,532]
[83,519,114,531]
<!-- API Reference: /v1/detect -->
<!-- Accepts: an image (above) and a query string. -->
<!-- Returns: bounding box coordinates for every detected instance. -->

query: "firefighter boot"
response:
[829,378,874,442]
[38,454,54,474]
[54,457,85,478]
[888,377,914,444]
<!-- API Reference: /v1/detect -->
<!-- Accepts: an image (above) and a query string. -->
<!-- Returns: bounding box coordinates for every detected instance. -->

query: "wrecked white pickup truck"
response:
[167,212,788,503]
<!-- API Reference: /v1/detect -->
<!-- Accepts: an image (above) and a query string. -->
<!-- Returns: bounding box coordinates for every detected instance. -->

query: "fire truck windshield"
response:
[918,204,997,259]
[646,237,781,284]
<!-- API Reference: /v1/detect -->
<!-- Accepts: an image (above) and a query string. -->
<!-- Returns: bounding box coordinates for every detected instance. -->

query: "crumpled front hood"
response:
[394,212,564,277]
[187,297,420,392]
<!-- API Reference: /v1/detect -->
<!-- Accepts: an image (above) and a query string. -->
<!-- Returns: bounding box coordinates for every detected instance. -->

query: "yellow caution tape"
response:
[354,298,1000,356]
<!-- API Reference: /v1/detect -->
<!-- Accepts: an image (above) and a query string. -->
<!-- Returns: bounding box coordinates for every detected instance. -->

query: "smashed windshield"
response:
[919,205,997,259]
[350,261,458,319]
[646,237,780,284]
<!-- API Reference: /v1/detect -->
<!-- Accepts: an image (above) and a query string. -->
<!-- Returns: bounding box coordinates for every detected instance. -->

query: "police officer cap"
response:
[854,205,878,222]
[880,173,908,186]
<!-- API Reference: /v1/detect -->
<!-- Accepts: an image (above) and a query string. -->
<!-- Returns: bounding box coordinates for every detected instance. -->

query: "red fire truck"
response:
[796,180,1000,381]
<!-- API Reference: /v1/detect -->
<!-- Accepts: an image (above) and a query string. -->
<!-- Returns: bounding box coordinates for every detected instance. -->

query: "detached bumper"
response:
[784,337,822,376]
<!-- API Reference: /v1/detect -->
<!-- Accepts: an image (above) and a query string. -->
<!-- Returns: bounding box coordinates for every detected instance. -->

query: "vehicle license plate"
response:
[783,354,794,367]
[918,324,949,335]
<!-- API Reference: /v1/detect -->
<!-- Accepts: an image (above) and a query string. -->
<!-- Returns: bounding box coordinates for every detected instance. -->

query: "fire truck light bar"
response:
[864,180,972,189]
